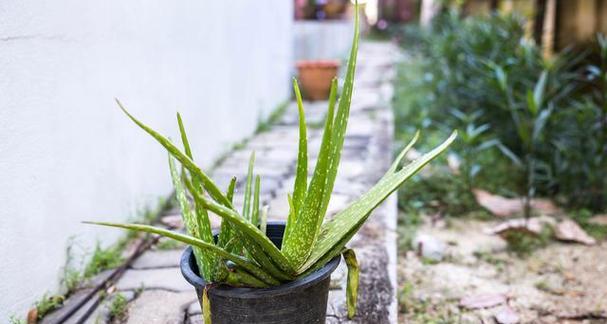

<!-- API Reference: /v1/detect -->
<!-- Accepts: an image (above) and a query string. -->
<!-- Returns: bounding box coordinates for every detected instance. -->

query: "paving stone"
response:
[130,250,182,269]
[126,290,196,324]
[116,268,191,292]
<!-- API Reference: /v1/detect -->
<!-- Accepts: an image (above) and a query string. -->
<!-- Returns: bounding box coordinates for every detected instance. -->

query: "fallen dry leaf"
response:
[460,293,506,309]
[473,189,561,217]
[589,214,607,226]
[474,190,523,217]
[486,217,555,236]
[554,219,596,245]
[494,306,520,324]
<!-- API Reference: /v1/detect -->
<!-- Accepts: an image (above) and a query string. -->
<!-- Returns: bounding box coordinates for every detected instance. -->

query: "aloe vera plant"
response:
[87,3,456,320]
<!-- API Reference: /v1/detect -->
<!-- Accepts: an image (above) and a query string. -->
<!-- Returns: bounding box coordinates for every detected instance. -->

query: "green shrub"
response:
[393,10,607,213]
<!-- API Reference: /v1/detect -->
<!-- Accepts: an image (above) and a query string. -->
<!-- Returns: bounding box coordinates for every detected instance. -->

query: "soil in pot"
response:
[296,60,340,101]
[181,222,341,324]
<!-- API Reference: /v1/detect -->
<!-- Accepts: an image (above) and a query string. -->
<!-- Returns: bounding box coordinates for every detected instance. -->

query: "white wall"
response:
[0,1,292,319]
[294,20,354,60]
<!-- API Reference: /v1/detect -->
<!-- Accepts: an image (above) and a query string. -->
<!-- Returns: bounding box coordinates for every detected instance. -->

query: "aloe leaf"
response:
[282,5,359,268]
[84,221,280,286]
[260,205,269,235]
[175,114,216,278]
[383,131,419,177]
[202,287,211,324]
[292,78,308,215]
[251,175,261,227]
[242,152,256,223]
[343,249,359,319]
[298,131,457,273]
[239,236,294,282]
[193,190,295,274]
[218,177,237,250]
[225,268,269,288]
[116,100,231,208]
[169,156,213,279]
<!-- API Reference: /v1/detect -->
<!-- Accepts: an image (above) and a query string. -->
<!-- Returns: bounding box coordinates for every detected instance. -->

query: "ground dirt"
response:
[397,215,607,323]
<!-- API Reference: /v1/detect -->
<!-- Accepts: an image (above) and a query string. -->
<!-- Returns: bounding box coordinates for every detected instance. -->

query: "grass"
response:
[571,209,607,240]
[108,293,129,321]
[83,242,124,278]
[8,315,25,324]
[502,226,553,257]
[255,100,289,134]
[26,198,170,322]
[34,294,65,320]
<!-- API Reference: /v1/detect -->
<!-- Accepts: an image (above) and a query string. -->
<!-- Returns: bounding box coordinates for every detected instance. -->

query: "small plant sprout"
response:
[86,2,456,320]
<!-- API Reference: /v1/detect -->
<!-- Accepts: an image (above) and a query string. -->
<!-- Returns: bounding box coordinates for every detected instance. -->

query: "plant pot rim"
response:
[180,222,341,299]
[296,60,341,69]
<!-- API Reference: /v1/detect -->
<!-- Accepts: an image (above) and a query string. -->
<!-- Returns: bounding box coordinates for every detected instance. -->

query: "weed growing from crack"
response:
[108,293,129,322]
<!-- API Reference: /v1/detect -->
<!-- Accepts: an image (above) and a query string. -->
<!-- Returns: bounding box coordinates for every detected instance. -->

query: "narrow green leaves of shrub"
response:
[342,249,359,319]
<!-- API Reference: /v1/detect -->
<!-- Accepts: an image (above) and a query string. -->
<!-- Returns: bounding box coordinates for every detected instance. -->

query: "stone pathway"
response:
[52,41,401,324]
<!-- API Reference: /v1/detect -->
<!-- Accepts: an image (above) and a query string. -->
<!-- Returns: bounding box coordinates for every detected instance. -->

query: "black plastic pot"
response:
[180,222,340,324]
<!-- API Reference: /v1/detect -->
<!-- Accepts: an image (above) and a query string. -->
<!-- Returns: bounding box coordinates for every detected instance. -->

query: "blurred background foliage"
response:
[391,7,607,219]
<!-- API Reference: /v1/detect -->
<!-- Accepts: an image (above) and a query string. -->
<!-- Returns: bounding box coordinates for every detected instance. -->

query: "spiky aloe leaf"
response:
[298,131,457,274]
[260,205,269,235]
[251,175,261,227]
[175,113,216,278]
[168,156,213,280]
[292,78,308,215]
[192,190,295,274]
[343,249,359,319]
[84,222,280,286]
[282,5,359,268]
[224,268,268,288]
[242,152,256,223]
[116,100,231,208]
[202,288,211,324]
[218,177,237,250]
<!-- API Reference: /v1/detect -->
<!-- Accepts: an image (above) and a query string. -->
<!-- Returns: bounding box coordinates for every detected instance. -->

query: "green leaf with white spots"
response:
[168,156,212,279]
[176,113,216,279]
[298,131,457,274]
[291,78,308,215]
[282,6,359,268]
[192,189,295,275]
[242,152,256,223]
[343,249,359,319]
[117,100,232,208]
[83,221,280,286]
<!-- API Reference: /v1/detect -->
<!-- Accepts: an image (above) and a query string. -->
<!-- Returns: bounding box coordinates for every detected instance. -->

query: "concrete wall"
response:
[0,1,292,319]
[293,20,354,61]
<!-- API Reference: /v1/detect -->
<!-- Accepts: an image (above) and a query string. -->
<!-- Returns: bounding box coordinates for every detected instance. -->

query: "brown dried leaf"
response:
[554,219,596,245]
